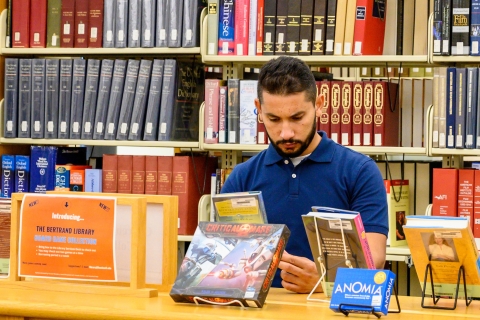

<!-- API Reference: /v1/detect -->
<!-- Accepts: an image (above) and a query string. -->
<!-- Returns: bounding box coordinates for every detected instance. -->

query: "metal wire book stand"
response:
[193,297,246,308]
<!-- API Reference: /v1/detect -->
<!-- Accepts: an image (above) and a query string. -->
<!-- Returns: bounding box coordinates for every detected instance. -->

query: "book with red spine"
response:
[117,155,133,194]
[372,81,400,146]
[29,0,47,48]
[74,0,89,48]
[329,81,342,144]
[88,0,104,48]
[234,0,250,55]
[318,81,331,137]
[352,0,386,55]
[12,0,30,48]
[352,81,363,146]
[132,155,146,194]
[340,81,353,146]
[145,156,158,195]
[362,81,374,146]
[157,156,173,195]
[102,154,117,193]
[473,170,480,238]
[204,79,222,144]
[458,169,475,231]
[257,115,269,144]
[61,0,75,48]
[432,168,459,217]
[256,0,265,55]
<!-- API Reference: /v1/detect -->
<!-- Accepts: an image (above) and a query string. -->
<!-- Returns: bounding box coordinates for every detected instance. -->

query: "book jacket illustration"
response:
[170,222,290,307]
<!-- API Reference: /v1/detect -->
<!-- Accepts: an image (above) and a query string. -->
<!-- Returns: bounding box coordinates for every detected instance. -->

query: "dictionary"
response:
[170,222,290,308]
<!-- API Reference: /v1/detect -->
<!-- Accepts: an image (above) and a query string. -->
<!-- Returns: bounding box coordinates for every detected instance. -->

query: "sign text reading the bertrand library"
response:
[19,194,117,281]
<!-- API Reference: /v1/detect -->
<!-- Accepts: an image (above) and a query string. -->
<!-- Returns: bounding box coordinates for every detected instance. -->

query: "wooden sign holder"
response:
[3,193,170,298]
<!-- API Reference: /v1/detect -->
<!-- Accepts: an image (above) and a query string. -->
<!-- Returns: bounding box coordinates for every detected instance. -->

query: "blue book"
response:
[29,146,58,193]
[18,59,32,138]
[85,169,102,192]
[30,59,46,139]
[217,0,235,54]
[446,67,457,148]
[1,155,14,198]
[157,59,177,141]
[4,58,19,138]
[471,0,480,55]
[455,67,467,148]
[15,155,29,193]
[54,166,70,190]
[465,68,478,149]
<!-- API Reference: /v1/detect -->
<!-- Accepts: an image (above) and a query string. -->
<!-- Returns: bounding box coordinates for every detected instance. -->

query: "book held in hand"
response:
[170,222,290,308]
[212,191,267,223]
[303,207,375,297]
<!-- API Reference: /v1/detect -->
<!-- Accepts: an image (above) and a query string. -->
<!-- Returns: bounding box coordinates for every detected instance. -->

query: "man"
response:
[220,56,388,294]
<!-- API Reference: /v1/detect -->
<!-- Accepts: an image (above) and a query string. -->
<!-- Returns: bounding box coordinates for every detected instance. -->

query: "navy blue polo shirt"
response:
[221,131,388,288]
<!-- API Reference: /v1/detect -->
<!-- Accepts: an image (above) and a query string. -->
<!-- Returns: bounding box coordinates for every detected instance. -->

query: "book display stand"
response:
[421,263,473,310]
[193,297,246,308]
[335,287,401,318]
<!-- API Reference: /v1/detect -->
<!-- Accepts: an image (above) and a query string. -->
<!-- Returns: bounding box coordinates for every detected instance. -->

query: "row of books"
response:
[4,58,204,142]
[208,0,429,56]
[7,0,203,49]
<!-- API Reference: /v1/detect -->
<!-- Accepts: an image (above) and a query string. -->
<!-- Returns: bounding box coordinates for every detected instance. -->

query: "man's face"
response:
[255,91,323,158]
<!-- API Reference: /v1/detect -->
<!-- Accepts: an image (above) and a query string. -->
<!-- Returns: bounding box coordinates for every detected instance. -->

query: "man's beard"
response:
[268,120,318,158]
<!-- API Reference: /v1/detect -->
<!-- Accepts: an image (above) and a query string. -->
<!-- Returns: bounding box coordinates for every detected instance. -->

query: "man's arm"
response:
[366,232,387,269]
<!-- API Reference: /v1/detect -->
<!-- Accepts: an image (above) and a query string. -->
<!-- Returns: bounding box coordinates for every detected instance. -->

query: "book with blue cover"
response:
[1,155,15,198]
[15,155,29,193]
[29,146,57,193]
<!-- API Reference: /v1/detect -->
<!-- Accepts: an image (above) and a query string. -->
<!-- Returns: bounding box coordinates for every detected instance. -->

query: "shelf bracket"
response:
[442,155,463,169]
[221,150,242,169]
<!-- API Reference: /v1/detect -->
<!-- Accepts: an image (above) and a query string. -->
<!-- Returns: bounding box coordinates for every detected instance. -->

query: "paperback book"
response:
[212,191,267,223]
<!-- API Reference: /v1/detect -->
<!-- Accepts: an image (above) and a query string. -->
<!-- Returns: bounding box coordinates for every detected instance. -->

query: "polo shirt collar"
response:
[264,131,335,165]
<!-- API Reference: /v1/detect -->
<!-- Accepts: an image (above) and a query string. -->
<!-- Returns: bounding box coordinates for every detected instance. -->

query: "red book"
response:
[12,0,30,48]
[102,154,117,193]
[234,0,250,55]
[340,81,353,146]
[352,0,386,55]
[172,155,218,235]
[329,81,342,144]
[256,0,265,55]
[88,0,104,48]
[74,0,89,48]
[362,82,374,146]
[257,116,269,144]
[473,170,480,237]
[204,79,221,144]
[145,156,158,195]
[157,156,173,195]
[352,81,363,146]
[117,155,133,194]
[432,168,458,217]
[61,0,75,48]
[373,81,400,146]
[318,81,331,137]
[132,155,146,194]
[458,169,475,231]
[30,0,47,48]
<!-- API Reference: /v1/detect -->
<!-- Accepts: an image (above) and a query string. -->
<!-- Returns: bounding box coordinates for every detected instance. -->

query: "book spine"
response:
[104,59,127,140]
[465,68,478,149]
[81,59,101,140]
[451,0,470,55]
[412,78,424,147]
[207,0,220,54]
[324,0,338,55]
[117,59,141,140]
[132,155,146,194]
[167,0,184,47]
[128,59,153,140]
[439,68,447,148]
[12,0,30,48]
[432,168,458,216]
[319,81,330,137]
[88,0,104,48]
[377,81,400,147]
[298,0,314,55]
[433,0,443,55]
[70,169,86,191]
[285,0,300,55]
[70,59,87,139]
[352,81,363,146]
[141,0,156,47]
[218,85,228,143]
[256,0,264,54]
[455,67,466,148]
[474,170,480,237]
[458,169,474,231]
[117,155,133,193]
[1,155,15,198]
[248,0,258,55]
[312,0,327,55]
[343,0,357,55]
[354,214,375,269]
[182,0,202,48]
[145,155,158,195]
[61,0,75,48]
[274,0,287,55]
[30,0,47,48]
[432,68,440,147]
[15,155,29,193]
[227,78,240,143]
[44,59,60,139]
[84,169,102,192]
[218,0,236,54]
[396,0,404,55]
[471,0,480,55]
[93,59,114,140]
[330,81,341,144]
[340,81,352,146]
[204,79,221,144]
[29,146,57,193]
[143,59,165,141]
[362,82,373,146]
[157,155,173,195]
[239,80,258,144]
[47,0,62,48]
[103,0,116,47]
[333,0,347,55]
[18,59,32,138]
[128,0,141,48]
[30,59,46,139]
[4,58,19,138]
[447,67,458,148]
[352,0,367,55]
[115,0,128,48]
[155,0,168,47]
[58,59,73,139]
[74,0,89,48]
[234,0,249,55]
[262,0,276,55]
[442,0,452,55]
[158,59,178,141]
[102,154,118,192]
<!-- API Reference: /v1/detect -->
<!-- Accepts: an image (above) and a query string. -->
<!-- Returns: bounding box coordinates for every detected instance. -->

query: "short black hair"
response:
[257,56,317,105]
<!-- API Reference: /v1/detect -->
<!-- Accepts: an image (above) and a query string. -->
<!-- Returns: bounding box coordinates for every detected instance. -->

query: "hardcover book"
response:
[183,0,204,48]
[352,81,363,146]
[143,59,165,141]
[128,0,141,48]
[353,0,386,55]
[81,59,101,140]
[44,59,60,139]
[234,0,249,55]
[318,81,331,138]
[204,79,223,144]
[157,155,173,195]
[340,81,353,145]
[465,68,477,149]
[384,179,409,247]
[155,0,168,47]
[4,58,19,138]
[298,0,314,55]
[141,0,156,47]
[262,0,276,55]
[455,67,467,148]
[93,59,115,140]
[170,222,290,307]
[61,0,75,48]
[362,82,374,146]
[102,154,118,193]
[227,78,240,143]
[372,81,400,147]
[84,168,102,192]
[12,0,30,48]
[451,0,470,55]
[1,155,15,198]
[70,59,87,139]
[330,81,341,144]
[458,169,474,231]
[115,0,128,48]
[128,60,153,141]
[117,155,133,193]
[18,59,32,138]
[58,59,73,139]
[219,85,228,143]
[157,59,177,141]
[167,0,184,47]
[145,155,158,195]
[218,0,235,54]
[104,59,127,140]
[88,0,104,48]
[239,80,258,144]
[30,0,47,48]
[441,0,452,55]
[116,59,141,140]
[432,168,458,217]
[324,0,338,55]
[207,0,219,54]
[29,146,57,193]
[303,208,375,296]
[274,0,287,55]
[471,0,480,55]
[15,155,29,193]
[103,0,116,47]
[213,191,267,223]
[132,155,145,194]
[312,0,327,55]
[74,0,89,48]
[30,59,46,139]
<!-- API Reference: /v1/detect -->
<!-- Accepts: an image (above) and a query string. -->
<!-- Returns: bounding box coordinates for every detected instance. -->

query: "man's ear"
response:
[315,94,325,118]
[254,98,262,121]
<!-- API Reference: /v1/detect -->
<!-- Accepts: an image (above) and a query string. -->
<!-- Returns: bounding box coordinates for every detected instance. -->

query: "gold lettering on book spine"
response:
[320,83,329,124]
[331,83,341,124]
[342,84,351,124]
[364,84,373,124]
[374,83,383,125]
[353,83,362,124]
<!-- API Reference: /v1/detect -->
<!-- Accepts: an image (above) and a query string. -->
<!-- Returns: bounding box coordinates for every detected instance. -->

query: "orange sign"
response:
[19,194,117,281]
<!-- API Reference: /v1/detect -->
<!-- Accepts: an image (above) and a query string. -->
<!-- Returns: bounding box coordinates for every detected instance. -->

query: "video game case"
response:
[141,0,156,47]
[58,59,73,139]
[155,0,168,47]
[30,59,46,139]
[46,0,62,48]
[70,59,87,139]
[157,59,178,141]
[128,0,141,48]
[167,0,184,47]
[74,0,89,48]
[227,78,240,143]
[4,58,19,138]
[183,0,204,47]
[1,155,15,198]
[115,0,128,48]
[15,155,29,193]
[29,146,57,193]
[104,59,127,140]
[128,60,153,141]
[116,59,140,140]
[81,59,101,140]
[88,0,104,48]
[143,59,165,140]
[93,59,115,140]
[103,0,116,47]
[44,59,60,139]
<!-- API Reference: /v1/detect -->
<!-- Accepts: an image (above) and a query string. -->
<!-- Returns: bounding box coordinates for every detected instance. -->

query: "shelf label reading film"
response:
[18,194,117,281]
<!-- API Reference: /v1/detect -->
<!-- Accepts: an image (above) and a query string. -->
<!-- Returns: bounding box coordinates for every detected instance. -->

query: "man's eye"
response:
[269,118,279,122]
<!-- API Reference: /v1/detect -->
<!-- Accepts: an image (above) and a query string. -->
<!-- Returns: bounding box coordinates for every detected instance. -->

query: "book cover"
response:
[312,0,327,55]
[74,0,89,48]
[157,155,173,195]
[274,0,287,55]
[362,82,374,145]
[413,0,428,55]
[218,0,235,54]
[227,78,240,143]
[455,67,467,148]
[30,59,46,139]
[84,168,102,192]
[15,155,29,193]
[298,0,313,55]
[92,59,114,140]
[330,81,341,144]
[1,155,15,198]
[343,0,358,55]
[30,0,47,48]
[248,0,258,55]
[81,59,101,140]
[170,222,290,307]
[88,0,104,47]
[18,59,32,138]
[446,67,457,148]
[340,81,352,146]
[29,146,57,193]
[56,146,87,165]
[324,0,338,55]
[70,58,87,139]
[115,0,128,48]
[441,0,452,55]
[219,85,228,143]
[157,59,178,141]
[465,68,477,149]
[128,60,153,141]
[4,58,19,138]
[183,0,205,48]
[128,0,141,48]
[143,59,165,141]
[318,81,331,137]
[103,0,116,47]
[117,155,133,193]
[61,0,75,48]
[373,81,400,147]
[239,80,258,144]
[12,0,30,48]
[458,169,474,231]
[213,191,267,223]
[351,81,363,146]
[44,59,60,139]
[145,155,158,195]
[432,168,458,217]
[433,0,443,55]
[167,0,184,47]
[5,0,12,48]
[102,154,117,193]
[70,167,92,191]
[333,0,347,55]
[141,0,156,47]
[303,209,375,297]
[204,79,222,144]
[155,0,168,47]
[411,78,426,148]
[353,0,386,55]
[474,170,480,237]
[451,0,470,55]
[104,59,127,140]
[471,0,480,55]
[384,180,408,247]
[116,59,140,140]
[262,0,276,55]
[285,0,300,55]
[207,0,219,54]
[58,59,73,139]
[132,155,146,194]
[47,0,62,48]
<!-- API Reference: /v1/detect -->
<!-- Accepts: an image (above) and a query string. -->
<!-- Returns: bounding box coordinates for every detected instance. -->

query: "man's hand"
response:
[278,251,323,294]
